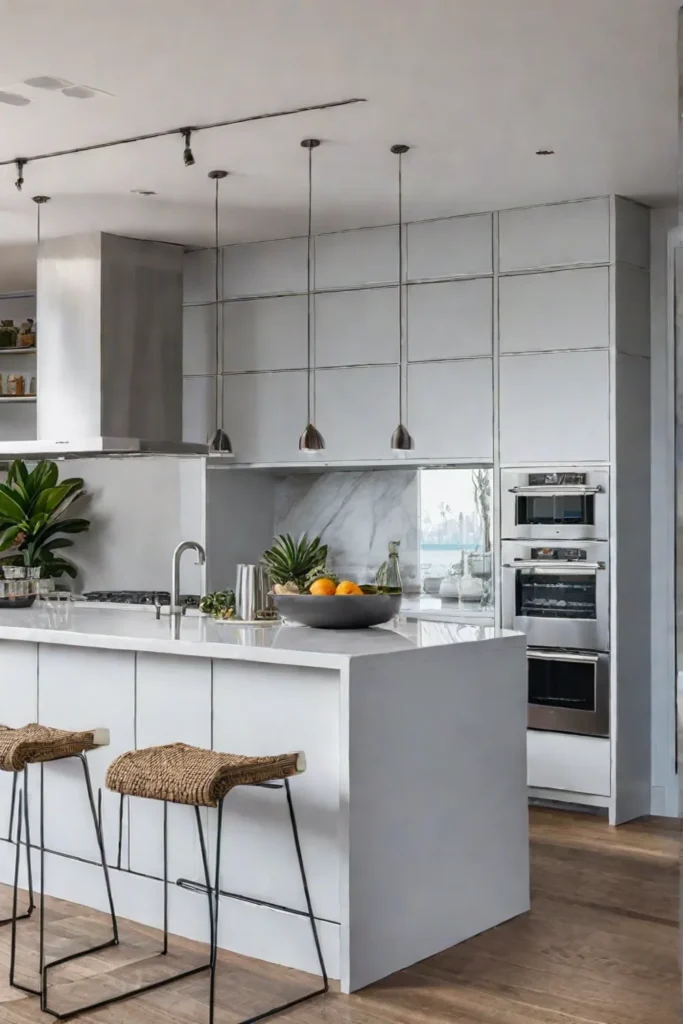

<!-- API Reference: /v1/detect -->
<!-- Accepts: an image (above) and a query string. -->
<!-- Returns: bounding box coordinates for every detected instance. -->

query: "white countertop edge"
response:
[0,615,522,668]
[0,622,350,669]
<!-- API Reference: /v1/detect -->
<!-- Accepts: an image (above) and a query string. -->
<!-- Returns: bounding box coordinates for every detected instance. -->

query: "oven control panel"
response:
[529,547,587,561]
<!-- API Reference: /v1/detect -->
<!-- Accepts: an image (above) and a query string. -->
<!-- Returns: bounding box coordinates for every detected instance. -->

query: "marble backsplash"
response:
[273,470,419,589]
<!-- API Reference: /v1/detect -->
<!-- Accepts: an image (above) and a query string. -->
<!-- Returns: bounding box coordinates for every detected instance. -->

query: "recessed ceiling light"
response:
[130,189,157,196]
[0,91,30,106]
[24,76,73,90]
[535,148,555,156]
[62,84,112,99]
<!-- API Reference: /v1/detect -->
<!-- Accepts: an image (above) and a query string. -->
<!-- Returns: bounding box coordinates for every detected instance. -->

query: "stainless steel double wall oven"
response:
[502,470,610,737]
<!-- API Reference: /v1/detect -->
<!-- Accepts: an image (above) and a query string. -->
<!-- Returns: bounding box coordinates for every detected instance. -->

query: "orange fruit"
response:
[309,578,337,596]
[335,580,364,596]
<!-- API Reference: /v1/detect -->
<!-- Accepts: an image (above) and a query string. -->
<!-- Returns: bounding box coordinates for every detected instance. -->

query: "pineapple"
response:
[261,534,329,592]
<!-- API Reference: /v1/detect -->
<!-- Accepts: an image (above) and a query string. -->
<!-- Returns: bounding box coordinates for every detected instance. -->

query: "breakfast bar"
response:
[0,607,529,994]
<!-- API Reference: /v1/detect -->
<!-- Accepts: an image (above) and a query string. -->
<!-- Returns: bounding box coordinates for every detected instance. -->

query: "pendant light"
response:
[32,196,48,395]
[299,138,325,453]
[390,144,414,452]
[207,169,233,455]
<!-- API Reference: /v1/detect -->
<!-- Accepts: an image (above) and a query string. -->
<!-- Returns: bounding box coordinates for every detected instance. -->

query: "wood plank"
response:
[0,808,677,1023]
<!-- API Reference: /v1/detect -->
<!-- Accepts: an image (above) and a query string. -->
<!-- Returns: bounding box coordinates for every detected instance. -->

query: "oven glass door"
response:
[528,650,609,735]
[516,568,597,620]
[516,493,594,528]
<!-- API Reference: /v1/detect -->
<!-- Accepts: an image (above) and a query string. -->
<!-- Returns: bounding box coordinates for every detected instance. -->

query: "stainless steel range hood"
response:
[0,231,207,459]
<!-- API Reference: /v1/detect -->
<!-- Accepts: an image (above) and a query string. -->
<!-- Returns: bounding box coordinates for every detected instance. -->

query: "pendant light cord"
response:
[306,141,313,425]
[214,175,222,431]
[397,149,404,422]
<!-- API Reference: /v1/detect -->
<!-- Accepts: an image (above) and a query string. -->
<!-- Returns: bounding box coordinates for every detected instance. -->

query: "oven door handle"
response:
[509,485,602,495]
[527,650,600,665]
[502,561,605,572]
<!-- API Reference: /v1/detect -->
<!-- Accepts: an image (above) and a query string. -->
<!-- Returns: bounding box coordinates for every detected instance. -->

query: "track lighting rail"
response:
[1,97,366,189]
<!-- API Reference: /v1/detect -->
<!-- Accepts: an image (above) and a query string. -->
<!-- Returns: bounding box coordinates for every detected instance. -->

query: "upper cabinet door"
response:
[315,287,398,367]
[407,214,492,279]
[183,374,215,445]
[499,267,609,354]
[407,359,493,462]
[183,249,216,304]
[223,295,308,372]
[499,198,610,272]
[314,226,397,289]
[183,303,215,376]
[407,278,493,361]
[223,238,307,298]
[499,350,609,464]
[223,370,308,464]
[314,365,398,460]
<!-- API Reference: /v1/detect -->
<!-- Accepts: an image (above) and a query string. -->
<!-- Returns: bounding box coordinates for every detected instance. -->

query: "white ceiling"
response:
[0,0,677,257]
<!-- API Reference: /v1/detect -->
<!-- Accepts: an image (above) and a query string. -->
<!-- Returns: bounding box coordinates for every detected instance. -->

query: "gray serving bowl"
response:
[272,593,402,630]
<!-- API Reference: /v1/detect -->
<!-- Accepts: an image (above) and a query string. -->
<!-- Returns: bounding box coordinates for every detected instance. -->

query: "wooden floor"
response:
[0,807,678,1023]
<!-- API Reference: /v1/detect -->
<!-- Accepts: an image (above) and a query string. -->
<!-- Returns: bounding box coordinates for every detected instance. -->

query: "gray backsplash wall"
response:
[273,469,419,588]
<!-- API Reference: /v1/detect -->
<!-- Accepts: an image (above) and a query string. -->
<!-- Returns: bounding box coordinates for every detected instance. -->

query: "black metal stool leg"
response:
[284,778,329,994]
[38,800,214,1020]
[209,799,224,1024]
[1,770,34,928]
[201,782,328,1024]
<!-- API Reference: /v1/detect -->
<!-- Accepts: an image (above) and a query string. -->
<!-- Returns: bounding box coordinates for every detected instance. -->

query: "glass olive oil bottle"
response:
[380,540,403,595]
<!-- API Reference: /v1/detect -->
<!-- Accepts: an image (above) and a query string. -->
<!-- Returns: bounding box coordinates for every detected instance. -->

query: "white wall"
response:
[66,457,205,594]
[649,207,678,816]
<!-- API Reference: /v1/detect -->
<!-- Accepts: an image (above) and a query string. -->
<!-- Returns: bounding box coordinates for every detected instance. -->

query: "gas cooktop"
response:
[81,590,200,608]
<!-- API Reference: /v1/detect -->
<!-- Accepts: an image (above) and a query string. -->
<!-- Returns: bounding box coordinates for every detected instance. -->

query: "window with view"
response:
[419,467,493,604]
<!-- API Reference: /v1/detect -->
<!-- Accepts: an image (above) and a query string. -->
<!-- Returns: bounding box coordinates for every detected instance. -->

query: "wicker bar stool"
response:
[0,724,118,1019]
[103,742,328,1024]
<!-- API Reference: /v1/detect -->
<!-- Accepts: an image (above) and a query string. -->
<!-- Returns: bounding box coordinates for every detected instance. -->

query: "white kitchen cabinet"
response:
[223,295,307,372]
[499,349,609,464]
[407,214,492,279]
[314,226,397,290]
[315,365,398,461]
[407,278,492,362]
[130,654,212,882]
[183,249,216,305]
[499,198,610,272]
[315,287,398,367]
[527,731,611,796]
[499,266,609,354]
[407,359,493,462]
[223,370,308,464]
[183,303,215,376]
[182,374,215,445]
[212,660,341,923]
[36,645,136,867]
[223,237,307,298]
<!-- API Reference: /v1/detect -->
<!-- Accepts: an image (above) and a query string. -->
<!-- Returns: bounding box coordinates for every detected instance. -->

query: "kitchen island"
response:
[0,606,529,993]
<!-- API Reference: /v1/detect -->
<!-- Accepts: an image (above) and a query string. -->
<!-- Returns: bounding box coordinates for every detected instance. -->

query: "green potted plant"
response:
[0,460,90,580]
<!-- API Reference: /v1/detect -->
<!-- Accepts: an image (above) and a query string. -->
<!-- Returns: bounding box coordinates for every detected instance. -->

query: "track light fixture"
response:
[14,159,25,192]
[181,128,195,167]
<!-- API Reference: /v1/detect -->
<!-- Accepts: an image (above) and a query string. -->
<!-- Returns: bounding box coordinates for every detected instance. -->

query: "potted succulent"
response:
[0,459,90,581]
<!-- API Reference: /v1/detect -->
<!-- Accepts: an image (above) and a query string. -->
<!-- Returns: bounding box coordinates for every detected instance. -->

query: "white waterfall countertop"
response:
[0,604,518,669]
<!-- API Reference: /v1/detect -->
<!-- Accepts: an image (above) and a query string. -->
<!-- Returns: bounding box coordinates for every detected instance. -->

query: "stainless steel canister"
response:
[235,564,270,621]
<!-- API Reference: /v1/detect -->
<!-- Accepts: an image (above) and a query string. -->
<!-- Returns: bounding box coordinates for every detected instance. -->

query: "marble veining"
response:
[273,470,418,587]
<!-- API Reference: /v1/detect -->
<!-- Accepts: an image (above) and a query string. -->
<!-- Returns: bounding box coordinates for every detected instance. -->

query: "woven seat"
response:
[0,723,107,772]
[105,743,305,808]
